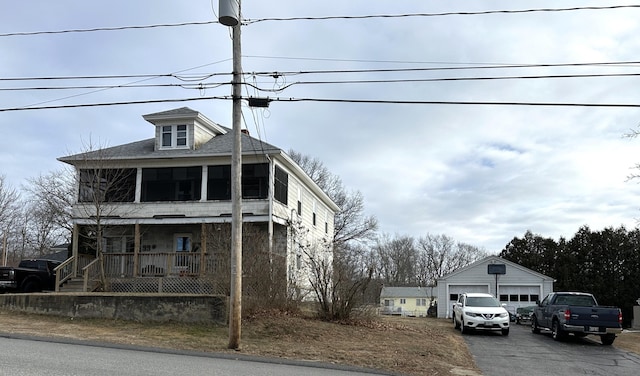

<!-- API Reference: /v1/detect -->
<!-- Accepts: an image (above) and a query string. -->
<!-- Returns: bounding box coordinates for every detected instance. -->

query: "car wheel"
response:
[460,319,467,334]
[531,316,541,334]
[22,280,41,293]
[551,320,566,341]
[601,334,615,346]
[502,328,509,336]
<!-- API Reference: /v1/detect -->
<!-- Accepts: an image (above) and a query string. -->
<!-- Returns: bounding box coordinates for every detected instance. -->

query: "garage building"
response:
[436,256,554,319]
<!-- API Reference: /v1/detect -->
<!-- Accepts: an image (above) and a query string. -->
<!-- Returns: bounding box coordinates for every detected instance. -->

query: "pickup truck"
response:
[531,292,622,345]
[0,259,61,293]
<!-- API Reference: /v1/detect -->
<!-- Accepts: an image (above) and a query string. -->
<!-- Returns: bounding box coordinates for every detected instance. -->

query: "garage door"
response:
[498,285,540,309]
[446,285,489,318]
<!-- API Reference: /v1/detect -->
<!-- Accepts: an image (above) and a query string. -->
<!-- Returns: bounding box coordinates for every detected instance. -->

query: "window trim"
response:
[160,124,189,150]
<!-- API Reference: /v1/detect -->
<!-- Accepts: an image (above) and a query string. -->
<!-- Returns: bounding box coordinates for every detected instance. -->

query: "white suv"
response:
[453,293,510,336]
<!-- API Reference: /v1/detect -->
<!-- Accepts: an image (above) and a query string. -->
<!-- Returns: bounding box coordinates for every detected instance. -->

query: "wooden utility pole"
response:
[220,0,243,350]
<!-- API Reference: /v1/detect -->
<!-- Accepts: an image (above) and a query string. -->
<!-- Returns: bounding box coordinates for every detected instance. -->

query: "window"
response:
[520,294,529,302]
[509,294,519,302]
[104,237,134,253]
[325,222,328,234]
[417,298,427,306]
[175,234,191,252]
[400,298,406,304]
[161,125,188,149]
[242,163,268,199]
[274,165,288,204]
[297,200,302,215]
[207,163,269,200]
[499,294,508,302]
[450,294,459,301]
[141,167,202,201]
[531,294,539,302]
[79,168,136,203]
[384,299,394,307]
[312,201,317,226]
[208,165,231,200]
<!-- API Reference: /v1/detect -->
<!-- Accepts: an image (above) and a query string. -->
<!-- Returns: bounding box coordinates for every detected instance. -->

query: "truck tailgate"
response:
[567,306,620,328]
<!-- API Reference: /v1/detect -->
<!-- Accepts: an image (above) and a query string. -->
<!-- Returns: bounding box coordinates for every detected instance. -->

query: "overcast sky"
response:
[2,1,640,252]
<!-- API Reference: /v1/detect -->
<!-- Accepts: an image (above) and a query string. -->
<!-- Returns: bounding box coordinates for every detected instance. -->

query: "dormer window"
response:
[161,125,188,149]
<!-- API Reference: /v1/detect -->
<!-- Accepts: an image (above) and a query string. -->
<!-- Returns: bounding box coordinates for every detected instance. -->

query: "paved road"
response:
[462,322,640,376]
[0,335,389,376]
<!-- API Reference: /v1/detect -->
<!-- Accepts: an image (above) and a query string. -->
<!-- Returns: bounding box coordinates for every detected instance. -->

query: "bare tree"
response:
[374,234,417,285]
[62,139,137,288]
[0,175,21,265]
[25,168,75,236]
[288,151,378,319]
[288,150,378,248]
[416,234,486,285]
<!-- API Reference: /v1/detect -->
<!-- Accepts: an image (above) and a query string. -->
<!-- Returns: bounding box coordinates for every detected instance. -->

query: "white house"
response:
[56,107,339,295]
[436,256,554,319]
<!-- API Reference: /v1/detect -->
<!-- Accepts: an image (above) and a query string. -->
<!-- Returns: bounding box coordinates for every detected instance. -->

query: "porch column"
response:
[72,224,79,277]
[200,223,207,276]
[133,222,140,277]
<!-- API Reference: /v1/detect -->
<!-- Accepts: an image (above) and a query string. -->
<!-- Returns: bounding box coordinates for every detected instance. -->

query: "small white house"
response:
[436,256,554,319]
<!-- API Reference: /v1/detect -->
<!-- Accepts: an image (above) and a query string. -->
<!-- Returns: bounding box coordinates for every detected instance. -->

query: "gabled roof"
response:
[437,255,555,282]
[380,286,431,299]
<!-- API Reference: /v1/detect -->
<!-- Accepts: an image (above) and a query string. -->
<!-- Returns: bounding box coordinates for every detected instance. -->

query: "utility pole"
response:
[219,0,242,350]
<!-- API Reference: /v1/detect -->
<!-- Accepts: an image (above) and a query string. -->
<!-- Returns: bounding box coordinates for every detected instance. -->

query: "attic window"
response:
[161,125,187,148]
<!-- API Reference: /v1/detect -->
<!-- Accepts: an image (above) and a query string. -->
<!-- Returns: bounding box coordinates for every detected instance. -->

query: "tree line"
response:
[500,227,640,326]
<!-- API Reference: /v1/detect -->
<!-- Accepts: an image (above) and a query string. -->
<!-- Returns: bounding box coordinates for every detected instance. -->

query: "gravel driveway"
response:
[461,322,640,376]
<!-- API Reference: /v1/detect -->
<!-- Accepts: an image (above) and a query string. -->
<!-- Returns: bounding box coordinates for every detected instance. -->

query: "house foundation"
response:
[0,293,227,323]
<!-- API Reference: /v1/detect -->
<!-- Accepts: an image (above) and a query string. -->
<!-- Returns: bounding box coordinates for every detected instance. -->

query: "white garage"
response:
[436,256,554,319]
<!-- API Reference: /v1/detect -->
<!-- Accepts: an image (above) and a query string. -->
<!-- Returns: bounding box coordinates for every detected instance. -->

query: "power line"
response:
[2,5,638,38]
[2,95,640,112]
[5,70,640,93]
[0,21,218,38]
[244,5,640,25]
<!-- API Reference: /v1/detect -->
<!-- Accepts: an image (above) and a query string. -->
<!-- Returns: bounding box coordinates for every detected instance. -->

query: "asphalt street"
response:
[462,322,640,376]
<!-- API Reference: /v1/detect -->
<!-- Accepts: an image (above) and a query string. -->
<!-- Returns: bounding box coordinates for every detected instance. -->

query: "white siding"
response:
[436,256,554,318]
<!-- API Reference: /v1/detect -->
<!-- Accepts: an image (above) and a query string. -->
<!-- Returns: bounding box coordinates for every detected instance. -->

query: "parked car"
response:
[531,292,622,345]
[453,292,510,336]
[0,259,60,293]
[516,306,535,324]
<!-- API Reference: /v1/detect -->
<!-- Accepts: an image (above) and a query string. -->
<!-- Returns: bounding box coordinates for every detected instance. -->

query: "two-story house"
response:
[57,107,339,298]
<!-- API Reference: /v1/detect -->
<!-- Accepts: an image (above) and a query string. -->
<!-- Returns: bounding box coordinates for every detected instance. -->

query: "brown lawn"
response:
[0,310,480,376]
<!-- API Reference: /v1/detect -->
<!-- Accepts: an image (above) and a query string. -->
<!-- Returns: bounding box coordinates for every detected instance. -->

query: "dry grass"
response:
[0,310,479,376]
[615,330,640,354]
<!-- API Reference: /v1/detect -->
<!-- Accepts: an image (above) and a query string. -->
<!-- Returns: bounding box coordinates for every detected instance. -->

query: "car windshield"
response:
[466,296,500,307]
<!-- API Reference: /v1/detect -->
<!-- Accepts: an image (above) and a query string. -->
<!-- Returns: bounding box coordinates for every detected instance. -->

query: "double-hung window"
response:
[161,125,188,149]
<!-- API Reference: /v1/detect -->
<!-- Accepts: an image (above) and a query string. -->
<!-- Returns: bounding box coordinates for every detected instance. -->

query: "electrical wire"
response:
[243,5,640,25]
[2,5,638,38]
[0,21,218,38]
[3,96,640,113]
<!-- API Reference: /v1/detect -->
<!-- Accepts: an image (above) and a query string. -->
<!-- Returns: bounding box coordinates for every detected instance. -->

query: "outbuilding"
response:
[436,256,554,319]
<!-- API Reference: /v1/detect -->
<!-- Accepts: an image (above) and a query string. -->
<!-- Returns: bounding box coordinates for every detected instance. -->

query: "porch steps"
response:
[60,278,99,293]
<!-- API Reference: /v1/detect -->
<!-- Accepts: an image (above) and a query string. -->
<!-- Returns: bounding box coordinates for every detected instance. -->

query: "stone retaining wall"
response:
[0,293,227,323]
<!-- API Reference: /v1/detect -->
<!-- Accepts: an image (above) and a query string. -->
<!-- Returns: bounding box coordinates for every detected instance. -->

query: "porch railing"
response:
[82,258,101,291]
[102,252,211,278]
[54,257,75,292]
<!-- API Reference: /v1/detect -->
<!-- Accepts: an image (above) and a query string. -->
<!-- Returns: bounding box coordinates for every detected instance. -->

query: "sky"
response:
[2,1,640,253]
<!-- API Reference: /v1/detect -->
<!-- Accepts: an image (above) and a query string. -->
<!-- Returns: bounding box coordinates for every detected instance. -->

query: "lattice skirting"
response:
[108,277,226,295]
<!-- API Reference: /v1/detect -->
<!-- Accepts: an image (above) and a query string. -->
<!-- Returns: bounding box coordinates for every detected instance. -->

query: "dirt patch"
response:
[0,310,478,376]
